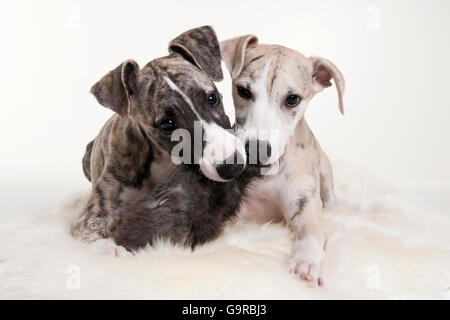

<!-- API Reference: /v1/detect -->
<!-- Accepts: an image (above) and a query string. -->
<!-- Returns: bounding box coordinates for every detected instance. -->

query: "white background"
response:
[1,0,449,220]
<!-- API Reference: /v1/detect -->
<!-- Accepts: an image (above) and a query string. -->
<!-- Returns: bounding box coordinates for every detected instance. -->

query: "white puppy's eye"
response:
[285,95,301,107]
[236,86,252,100]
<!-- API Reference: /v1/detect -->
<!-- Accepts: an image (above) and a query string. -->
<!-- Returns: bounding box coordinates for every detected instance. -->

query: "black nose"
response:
[216,152,245,180]
[245,139,272,165]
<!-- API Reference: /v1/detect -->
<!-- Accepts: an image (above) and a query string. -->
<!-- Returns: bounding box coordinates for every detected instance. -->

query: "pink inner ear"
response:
[313,64,332,88]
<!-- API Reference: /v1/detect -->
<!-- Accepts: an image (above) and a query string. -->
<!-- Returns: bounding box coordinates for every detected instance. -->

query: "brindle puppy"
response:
[112,162,260,251]
[72,26,247,244]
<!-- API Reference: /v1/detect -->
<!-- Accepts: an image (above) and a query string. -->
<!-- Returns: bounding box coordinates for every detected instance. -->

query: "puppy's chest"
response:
[239,145,319,221]
[236,169,287,222]
[118,154,175,204]
[147,155,176,189]
[249,145,315,198]
[250,170,287,200]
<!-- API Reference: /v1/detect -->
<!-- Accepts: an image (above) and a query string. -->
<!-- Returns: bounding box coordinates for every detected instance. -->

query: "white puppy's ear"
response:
[311,57,345,115]
[220,35,258,79]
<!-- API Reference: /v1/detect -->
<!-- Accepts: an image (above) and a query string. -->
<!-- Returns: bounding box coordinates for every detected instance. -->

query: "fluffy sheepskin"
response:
[0,164,449,299]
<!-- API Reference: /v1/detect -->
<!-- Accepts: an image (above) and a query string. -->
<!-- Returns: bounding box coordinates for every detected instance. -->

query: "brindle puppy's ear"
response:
[90,59,139,117]
[220,35,258,79]
[310,56,345,115]
[169,26,223,82]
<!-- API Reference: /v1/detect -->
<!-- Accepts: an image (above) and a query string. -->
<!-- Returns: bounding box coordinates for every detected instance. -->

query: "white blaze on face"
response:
[237,59,309,164]
[164,76,246,182]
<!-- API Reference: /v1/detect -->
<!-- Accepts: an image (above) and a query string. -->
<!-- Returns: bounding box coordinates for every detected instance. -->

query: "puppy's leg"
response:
[71,175,124,242]
[319,150,336,207]
[289,200,325,286]
[281,184,325,286]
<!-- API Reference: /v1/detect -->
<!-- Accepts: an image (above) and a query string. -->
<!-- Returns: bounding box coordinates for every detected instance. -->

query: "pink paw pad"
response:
[91,239,133,258]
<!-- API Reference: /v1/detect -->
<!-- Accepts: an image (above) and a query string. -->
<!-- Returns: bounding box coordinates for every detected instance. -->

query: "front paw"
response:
[89,238,133,258]
[288,235,324,286]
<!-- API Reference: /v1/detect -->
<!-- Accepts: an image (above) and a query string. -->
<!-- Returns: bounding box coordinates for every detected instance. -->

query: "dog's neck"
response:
[280,117,314,162]
[127,117,167,157]
[291,117,312,146]
[125,116,177,186]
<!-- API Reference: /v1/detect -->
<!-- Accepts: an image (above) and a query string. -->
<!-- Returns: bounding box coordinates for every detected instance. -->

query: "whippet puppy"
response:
[71,26,247,250]
[221,35,345,286]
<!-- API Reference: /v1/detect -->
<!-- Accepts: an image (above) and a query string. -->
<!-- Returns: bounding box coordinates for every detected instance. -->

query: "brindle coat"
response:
[112,163,260,250]
[71,26,248,244]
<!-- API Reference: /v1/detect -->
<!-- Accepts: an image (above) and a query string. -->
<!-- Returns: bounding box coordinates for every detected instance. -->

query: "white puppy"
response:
[221,35,345,286]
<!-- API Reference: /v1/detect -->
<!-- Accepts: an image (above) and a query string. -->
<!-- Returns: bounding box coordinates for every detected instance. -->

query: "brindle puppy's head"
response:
[221,35,345,165]
[90,26,246,181]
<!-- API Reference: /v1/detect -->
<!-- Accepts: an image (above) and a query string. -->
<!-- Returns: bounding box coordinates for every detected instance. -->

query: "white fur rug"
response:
[0,164,449,299]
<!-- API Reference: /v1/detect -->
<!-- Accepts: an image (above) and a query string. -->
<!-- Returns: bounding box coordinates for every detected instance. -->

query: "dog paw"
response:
[288,235,324,287]
[90,238,133,258]
[105,244,133,258]
[289,260,323,286]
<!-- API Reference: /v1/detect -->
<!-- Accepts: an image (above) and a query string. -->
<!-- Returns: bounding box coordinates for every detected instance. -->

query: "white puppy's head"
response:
[221,36,345,165]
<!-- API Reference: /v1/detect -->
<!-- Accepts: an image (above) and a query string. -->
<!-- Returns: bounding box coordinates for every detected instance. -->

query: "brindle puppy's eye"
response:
[285,95,301,107]
[207,93,219,107]
[160,119,177,132]
[237,86,252,99]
